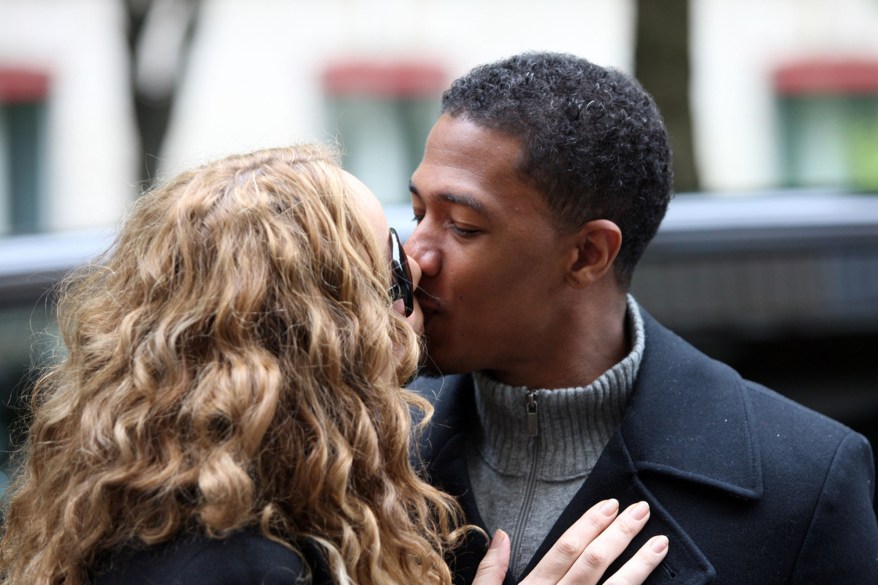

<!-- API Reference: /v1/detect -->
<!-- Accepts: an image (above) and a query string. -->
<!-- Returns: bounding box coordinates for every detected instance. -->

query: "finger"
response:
[472,530,511,585]
[521,498,620,584]
[603,535,669,585]
[559,501,653,584]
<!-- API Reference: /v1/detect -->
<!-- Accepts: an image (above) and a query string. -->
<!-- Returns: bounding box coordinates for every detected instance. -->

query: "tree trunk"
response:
[634,0,699,193]
[125,0,201,188]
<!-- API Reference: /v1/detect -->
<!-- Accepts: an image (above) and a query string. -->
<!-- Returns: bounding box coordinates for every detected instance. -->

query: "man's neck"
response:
[486,292,630,390]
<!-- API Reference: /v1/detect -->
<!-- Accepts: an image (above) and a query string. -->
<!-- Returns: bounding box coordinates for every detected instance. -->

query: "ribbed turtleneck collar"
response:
[469,296,645,480]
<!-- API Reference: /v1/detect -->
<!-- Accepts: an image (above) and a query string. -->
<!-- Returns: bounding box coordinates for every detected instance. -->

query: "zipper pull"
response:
[526,391,539,437]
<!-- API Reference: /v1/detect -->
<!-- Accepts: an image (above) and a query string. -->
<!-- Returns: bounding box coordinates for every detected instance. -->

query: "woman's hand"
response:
[472,499,668,585]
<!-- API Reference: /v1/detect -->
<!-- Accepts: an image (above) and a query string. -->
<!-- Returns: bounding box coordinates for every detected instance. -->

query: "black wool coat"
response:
[91,530,335,585]
[411,310,878,585]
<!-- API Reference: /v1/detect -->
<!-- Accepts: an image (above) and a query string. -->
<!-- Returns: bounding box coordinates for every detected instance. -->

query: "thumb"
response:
[472,530,511,585]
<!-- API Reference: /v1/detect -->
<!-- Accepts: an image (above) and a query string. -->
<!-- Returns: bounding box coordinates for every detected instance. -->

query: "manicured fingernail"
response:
[650,535,669,553]
[490,529,507,549]
[601,498,619,516]
[629,501,649,520]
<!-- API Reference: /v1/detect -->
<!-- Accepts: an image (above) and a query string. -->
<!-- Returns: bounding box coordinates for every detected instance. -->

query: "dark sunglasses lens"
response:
[389,229,414,317]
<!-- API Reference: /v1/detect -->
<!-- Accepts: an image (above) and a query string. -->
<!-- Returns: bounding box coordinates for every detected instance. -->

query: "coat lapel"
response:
[525,311,763,583]
[521,431,716,584]
[622,310,763,500]
[429,432,493,585]
[416,374,493,585]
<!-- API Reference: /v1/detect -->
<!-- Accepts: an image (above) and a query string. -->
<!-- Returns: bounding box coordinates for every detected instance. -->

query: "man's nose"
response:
[404,229,439,277]
[407,254,422,289]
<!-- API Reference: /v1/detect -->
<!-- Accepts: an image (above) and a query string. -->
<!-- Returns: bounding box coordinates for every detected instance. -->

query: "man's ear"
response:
[566,219,622,287]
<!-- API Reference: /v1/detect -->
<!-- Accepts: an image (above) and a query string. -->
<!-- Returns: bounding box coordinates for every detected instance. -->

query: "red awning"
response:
[774,59,878,95]
[0,67,50,103]
[323,61,446,98]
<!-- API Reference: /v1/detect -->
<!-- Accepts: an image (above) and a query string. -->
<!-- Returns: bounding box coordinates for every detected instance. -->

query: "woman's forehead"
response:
[343,170,388,249]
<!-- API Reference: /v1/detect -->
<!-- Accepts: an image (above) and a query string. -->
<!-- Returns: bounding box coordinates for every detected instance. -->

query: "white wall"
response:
[2,0,878,231]
[692,0,878,191]
[160,0,633,202]
[0,0,135,232]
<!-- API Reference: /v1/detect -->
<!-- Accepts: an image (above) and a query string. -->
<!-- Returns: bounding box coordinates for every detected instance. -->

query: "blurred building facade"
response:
[1,0,878,234]
[2,0,878,498]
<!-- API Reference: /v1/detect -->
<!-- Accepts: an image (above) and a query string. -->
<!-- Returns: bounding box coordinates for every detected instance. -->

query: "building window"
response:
[775,59,878,190]
[0,68,49,235]
[323,60,446,205]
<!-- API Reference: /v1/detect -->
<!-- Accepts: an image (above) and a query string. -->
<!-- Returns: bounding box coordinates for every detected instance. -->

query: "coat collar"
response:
[624,309,763,500]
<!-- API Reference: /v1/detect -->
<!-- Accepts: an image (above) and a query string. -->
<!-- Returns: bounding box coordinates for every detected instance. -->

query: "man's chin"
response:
[415,335,468,378]
[415,359,444,379]
[415,345,458,378]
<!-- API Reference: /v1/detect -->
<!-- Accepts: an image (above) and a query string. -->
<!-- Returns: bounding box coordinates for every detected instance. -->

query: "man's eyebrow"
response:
[408,181,489,216]
[441,192,488,215]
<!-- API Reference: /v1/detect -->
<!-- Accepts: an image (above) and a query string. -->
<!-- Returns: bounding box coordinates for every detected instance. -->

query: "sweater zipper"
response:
[509,391,540,578]
[526,390,539,437]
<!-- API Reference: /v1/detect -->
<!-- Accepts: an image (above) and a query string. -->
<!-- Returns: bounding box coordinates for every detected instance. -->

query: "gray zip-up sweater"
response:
[465,296,646,578]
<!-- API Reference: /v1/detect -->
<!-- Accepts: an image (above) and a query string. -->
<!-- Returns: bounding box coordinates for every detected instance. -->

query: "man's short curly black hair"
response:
[441,51,673,288]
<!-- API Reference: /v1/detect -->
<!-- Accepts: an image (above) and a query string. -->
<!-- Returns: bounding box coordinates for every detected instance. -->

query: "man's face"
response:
[406,115,572,385]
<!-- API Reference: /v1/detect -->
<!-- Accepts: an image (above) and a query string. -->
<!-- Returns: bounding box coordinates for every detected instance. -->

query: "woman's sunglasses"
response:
[389,228,414,317]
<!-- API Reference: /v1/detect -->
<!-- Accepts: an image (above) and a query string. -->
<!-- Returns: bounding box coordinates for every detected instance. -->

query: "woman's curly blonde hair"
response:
[0,144,465,585]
